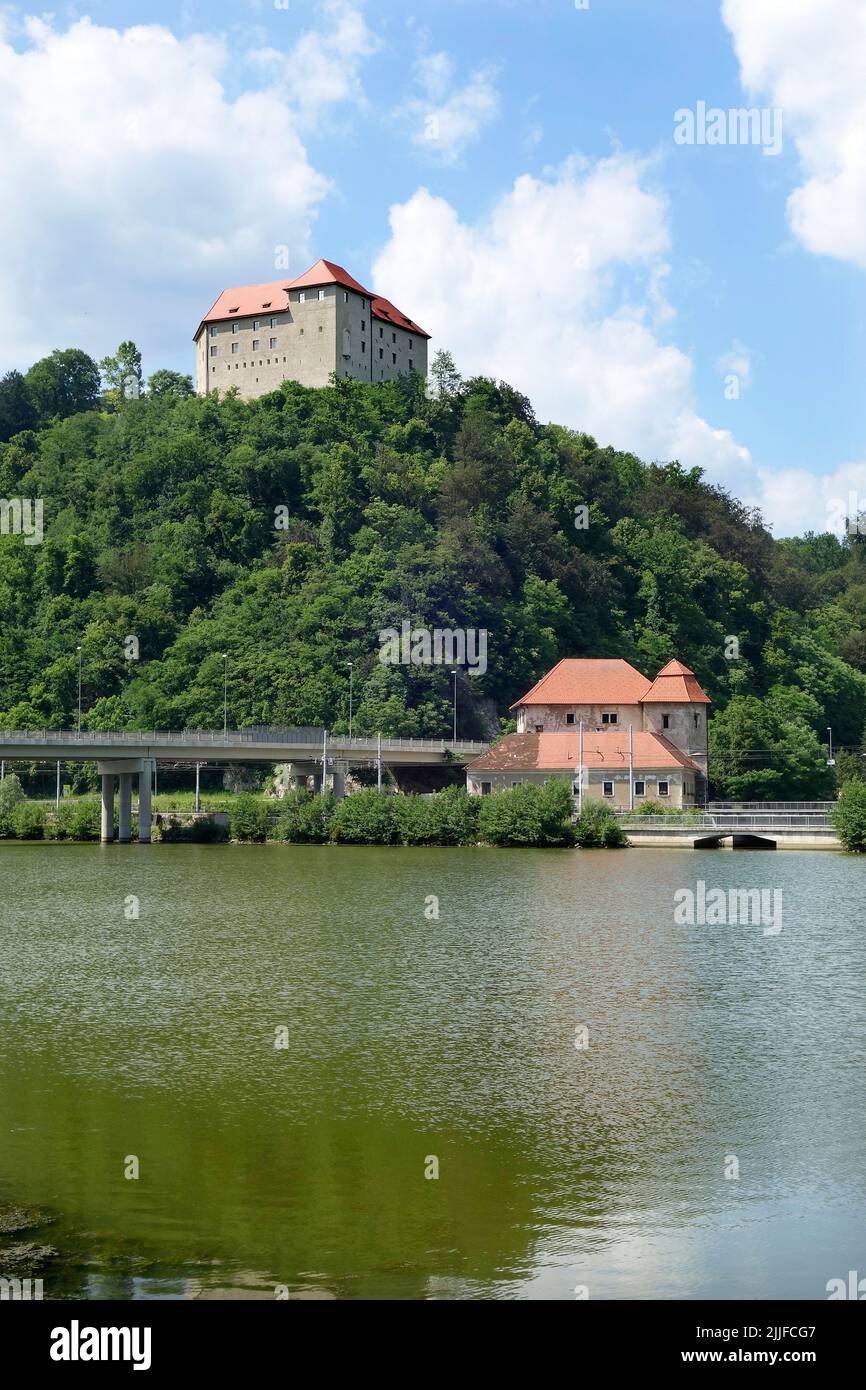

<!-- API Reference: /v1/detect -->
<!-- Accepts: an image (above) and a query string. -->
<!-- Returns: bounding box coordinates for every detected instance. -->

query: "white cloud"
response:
[0,14,350,368]
[401,51,500,163]
[754,460,866,538]
[248,0,378,124]
[721,0,866,268]
[717,340,753,390]
[373,157,755,507]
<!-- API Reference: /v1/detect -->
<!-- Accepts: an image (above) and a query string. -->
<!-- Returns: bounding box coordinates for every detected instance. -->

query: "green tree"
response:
[832,779,866,851]
[146,369,194,400]
[99,340,144,404]
[25,349,101,422]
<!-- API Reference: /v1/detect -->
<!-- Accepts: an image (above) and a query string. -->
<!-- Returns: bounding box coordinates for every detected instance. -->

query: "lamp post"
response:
[347,661,354,740]
[450,669,458,744]
[827,726,835,767]
[222,653,228,738]
[76,645,82,737]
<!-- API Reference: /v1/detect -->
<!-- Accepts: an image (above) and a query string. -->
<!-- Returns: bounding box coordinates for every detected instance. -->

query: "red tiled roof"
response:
[511,659,651,710]
[641,660,711,705]
[196,258,430,339]
[467,730,702,775]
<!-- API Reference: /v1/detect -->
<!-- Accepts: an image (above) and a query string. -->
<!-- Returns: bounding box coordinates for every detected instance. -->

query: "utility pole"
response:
[195,762,201,813]
[629,725,634,810]
[827,726,835,767]
[377,732,382,792]
[222,654,228,738]
[321,729,328,796]
[56,759,61,809]
[347,661,354,740]
[450,669,458,743]
[76,645,83,736]
[578,720,584,815]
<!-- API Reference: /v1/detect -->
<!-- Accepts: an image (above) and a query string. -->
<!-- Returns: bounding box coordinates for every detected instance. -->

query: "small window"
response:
[534,724,543,734]
[299,291,306,303]
[270,317,278,329]
[300,328,305,335]
[343,291,348,303]
[379,326,383,338]
[362,299,367,310]
[210,346,217,357]
[392,353,397,364]
[253,320,261,330]
[392,332,397,344]
[361,320,366,332]
[409,338,414,348]
[231,342,239,355]
[318,288,325,301]
[379,348,384,360]
[601,712,618,726]
[209,326,217,338]
[658,781,669,797]
[603,781,614,798]
[361,342,366,353]
[634,780,646,797]
[662,714,670,729]
[270,337,277,349]
[232,323,239,334]
[566,712,575,726]
[694,712,700,728]
[481,782,492,796]
[409,360,413,370]
[252,339,260,350]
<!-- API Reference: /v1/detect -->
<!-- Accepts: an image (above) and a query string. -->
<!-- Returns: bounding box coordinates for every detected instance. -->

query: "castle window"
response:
[392,332,396,343]
[361,342,366,353]
[566,713,575,726]
[392,353,397,364]
[603,781,614,798]
[361,320,366,332]
[379,348,384,360]
[601,712,618,725]
[694,713,700,728]
[231,342,239,355]
[662,714,670,729]
[319,325,324,333]
[658,781,669,797]
[210,346,217,357]
[232,323,239,334]
[209,326,217,338]
[252,339,260,350]
[270,318,278,329]
[634,781,645,797]
[270,337,277,348]
[318,289,325,301]
[362,299,367,310]
[379,326,383,338]
[481,782,492,796]
[409,338,413,348]
[254,320,261,330]
[409,360,413,370]
[342,328,351,358]
[343,291,348,302]
[299,291,306,303]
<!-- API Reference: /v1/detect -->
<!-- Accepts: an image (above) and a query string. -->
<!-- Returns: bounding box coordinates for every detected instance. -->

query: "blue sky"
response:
[1,0,864,533]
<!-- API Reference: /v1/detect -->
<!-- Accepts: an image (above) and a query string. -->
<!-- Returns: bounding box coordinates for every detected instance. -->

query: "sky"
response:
[1,0,864,536]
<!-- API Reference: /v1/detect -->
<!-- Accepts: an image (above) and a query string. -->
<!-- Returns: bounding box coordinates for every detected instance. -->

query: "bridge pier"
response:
[138,759,153,844]
[118,773,133,843]
[100,774,114,844]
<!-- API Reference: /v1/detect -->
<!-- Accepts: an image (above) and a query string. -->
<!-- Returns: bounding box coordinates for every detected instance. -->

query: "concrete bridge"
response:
[619,807,839,850]
[0,728,487,843]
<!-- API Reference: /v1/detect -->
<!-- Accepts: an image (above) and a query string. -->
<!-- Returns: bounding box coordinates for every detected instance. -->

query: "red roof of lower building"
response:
[196,258,430,339]
[468,730,702,774]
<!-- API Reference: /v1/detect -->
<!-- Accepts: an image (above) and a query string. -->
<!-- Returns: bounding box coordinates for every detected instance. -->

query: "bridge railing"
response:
[0,728,488,755]
[620,813,835,829]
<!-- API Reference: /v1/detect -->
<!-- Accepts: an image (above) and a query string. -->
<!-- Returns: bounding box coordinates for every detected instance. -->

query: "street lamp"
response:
[222,653,228,738]
[450,669,458,744]
[76,645,82,737]
[827,726,835,767]
[347,661,354,740]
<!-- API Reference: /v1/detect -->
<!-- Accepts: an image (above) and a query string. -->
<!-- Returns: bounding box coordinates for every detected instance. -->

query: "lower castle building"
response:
[467,659,711,807]
[194,259,429,399]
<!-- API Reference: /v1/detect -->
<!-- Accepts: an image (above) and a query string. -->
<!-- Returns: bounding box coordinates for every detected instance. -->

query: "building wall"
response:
[196,284,429,398]
[515,703,645,733]
[641,703,708,777]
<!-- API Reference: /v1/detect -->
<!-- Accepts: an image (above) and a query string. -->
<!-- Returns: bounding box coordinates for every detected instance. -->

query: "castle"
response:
[194,259,430,399]
[467,659,711,807]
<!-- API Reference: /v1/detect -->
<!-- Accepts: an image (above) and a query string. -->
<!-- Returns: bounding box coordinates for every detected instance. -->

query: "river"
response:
[1,842,864,1299]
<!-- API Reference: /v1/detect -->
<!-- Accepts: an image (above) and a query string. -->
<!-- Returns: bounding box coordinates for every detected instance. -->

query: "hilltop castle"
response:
[194,259,430,399]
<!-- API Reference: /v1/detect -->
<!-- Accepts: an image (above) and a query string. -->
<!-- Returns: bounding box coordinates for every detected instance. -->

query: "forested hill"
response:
[1,351,865,798]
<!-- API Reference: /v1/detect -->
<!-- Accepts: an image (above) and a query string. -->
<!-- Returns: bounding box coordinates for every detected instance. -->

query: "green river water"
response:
[1,842,864,1299]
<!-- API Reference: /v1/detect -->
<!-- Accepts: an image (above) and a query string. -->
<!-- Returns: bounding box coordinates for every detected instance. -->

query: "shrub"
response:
[46,798,102,841]
[477,779,575,847]
[832,780,866,851]
[634,798,671,816]
[393,785,479,845]
[229,795,272,843]
[0,772,25,836]
[10,802,47,840]
[274,789,335,843]
[330,789,398,844]
[575,798,627,848]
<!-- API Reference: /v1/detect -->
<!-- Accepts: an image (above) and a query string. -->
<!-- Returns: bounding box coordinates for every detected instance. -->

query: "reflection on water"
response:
[1,842,864,1299]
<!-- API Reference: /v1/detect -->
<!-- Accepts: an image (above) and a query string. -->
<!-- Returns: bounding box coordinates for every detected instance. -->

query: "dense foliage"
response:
[2,345,865,797]
[831,780,866,851]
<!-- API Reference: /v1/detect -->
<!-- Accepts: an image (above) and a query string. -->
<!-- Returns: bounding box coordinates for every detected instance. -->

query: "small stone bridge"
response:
[619,803,839,850]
